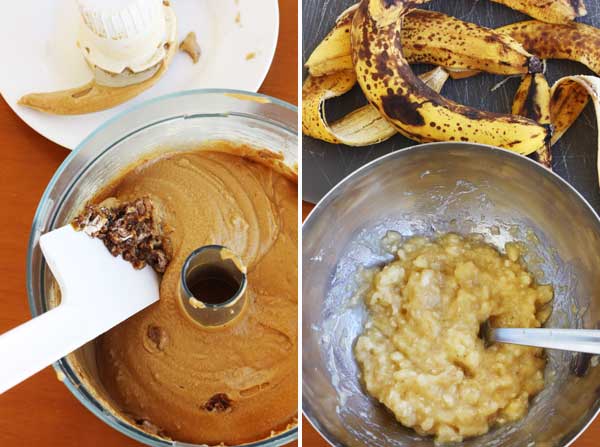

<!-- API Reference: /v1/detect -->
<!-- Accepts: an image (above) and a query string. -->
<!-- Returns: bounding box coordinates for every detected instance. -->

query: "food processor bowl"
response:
[27,89,298,447]
[303,142,600,447]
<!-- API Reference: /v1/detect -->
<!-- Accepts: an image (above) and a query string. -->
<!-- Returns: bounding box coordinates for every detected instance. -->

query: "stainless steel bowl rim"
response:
[302,141,600,447]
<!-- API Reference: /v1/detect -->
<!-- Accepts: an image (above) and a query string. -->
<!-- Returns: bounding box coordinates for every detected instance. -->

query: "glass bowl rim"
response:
[26,88,298,447]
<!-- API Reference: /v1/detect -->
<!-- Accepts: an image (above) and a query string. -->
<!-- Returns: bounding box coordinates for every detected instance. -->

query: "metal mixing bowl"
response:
[27,89,297,447]
[303,142,600,447]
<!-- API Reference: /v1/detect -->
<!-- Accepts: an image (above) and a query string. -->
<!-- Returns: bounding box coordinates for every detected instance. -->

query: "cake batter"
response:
[71,142,297,445]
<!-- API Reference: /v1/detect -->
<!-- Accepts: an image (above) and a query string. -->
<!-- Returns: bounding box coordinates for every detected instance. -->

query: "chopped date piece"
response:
[203,393,232,412]
[72,197,171,273]
[146,325,168,351]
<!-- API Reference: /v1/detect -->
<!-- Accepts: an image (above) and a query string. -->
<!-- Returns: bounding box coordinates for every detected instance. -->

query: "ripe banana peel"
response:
[512,74,552,167]
[302,67,449,145]
[499,20,600,76]
[350,0,549,154]
[402,10,542,75]
[306,8,542,77]
[488,22,600,170]
[457,20,600,80]
[310,10,599,82]
[550,78,590,145]
[305,4,357,77]
[549,76,600,187]
[302,70,357,144]
[491,0,586,24]
[19,41,177,115]
[304,0,594,167]
[512,73,600,183]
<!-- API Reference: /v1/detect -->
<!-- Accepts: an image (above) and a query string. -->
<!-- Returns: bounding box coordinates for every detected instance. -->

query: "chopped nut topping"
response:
[203,393,232,412]
[72,197,171,273]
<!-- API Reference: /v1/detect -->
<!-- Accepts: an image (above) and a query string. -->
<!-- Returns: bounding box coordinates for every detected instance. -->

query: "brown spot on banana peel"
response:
[302,67,449,146]
[500,21,600,75]
[307,8,541,78]
[512,73,552,170]
[523,77,554,170]
[351,0,549,155]
[490,0,586,24]
[523,77,543,122]
[18,41,177,115]
[381,89,426,126]
[401,10,542,76]
[373,52,394,81]
[550,78,590,145]
[456,20,600,81]
[514,74,552,123]
[512,73,553,167]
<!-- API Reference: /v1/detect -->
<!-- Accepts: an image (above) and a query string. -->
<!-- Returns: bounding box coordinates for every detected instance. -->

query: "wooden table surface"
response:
[302,195,600,446]
[0,1,297,446]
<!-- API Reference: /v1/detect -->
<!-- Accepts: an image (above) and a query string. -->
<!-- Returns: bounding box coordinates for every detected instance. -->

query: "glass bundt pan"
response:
[26,89,298,447]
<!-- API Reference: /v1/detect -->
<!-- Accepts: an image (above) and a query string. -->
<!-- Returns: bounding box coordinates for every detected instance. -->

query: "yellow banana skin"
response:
[453,20,600,80]
[491,0,586,24]
[351,0,549,154]
[302,67,449,146]
[512,74,552,167]
[302,70,357,144]
[550,76,600,187]
[402,10,542,75]
[306,8,542,77]
[550,78,590,145]
[305,5,356,76]
[502,20,600,172]
[512,73,599,176]
[499,20,600,76]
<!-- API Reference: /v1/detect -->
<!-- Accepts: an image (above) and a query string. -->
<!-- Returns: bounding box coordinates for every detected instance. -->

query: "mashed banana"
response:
[355,233,553,443]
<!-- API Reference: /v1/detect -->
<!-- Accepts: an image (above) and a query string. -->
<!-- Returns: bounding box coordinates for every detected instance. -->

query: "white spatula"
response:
[0,225,159,394]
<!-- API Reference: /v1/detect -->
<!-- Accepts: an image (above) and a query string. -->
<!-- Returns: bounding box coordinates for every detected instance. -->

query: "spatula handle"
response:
[0,304,83,394]
[0,225,160,394]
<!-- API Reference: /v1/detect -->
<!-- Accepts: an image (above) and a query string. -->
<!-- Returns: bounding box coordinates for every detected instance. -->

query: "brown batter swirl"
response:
[74,143,297,445]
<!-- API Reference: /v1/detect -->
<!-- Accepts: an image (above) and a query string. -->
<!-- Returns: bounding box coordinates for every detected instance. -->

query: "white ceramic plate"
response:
[0,0,279,149]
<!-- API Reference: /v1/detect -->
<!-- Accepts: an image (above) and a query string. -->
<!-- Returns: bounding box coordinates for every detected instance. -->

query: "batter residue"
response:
[71,143,297,445]
[355,233,553,443]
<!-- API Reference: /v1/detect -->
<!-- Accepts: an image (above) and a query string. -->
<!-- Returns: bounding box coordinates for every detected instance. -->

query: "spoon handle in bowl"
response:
[492,328,600,354]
